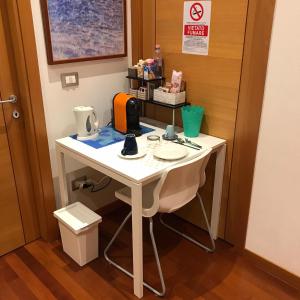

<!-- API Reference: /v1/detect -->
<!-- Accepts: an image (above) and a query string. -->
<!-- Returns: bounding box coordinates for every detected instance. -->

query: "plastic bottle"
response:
[153,44,163,77]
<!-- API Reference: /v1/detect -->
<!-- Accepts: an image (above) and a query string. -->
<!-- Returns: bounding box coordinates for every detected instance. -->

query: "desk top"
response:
[56,124,225,184]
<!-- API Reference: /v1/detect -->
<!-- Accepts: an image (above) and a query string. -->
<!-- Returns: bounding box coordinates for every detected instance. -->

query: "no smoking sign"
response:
[190,3,204,21]
[182,0,212,56]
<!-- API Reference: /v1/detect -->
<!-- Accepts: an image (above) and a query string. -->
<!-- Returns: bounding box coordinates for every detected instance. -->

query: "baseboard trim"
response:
[243,249,300,291]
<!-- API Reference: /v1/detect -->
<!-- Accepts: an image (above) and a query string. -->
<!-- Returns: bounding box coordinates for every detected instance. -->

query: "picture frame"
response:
[40,0,127,65]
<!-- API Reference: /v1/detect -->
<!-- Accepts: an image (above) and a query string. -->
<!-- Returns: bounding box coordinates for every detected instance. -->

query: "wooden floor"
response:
[0,207,299,300]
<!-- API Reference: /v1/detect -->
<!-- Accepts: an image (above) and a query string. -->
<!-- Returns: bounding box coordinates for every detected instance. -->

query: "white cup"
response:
[165,125,175,139]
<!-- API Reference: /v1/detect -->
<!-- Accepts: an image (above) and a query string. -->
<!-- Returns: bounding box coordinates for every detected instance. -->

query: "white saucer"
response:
[118,149,147,159]
[153,144,188,160]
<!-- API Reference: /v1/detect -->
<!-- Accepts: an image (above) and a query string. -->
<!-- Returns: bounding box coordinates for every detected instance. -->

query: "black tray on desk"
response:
[140,99,190,109]
[126,76,165,82]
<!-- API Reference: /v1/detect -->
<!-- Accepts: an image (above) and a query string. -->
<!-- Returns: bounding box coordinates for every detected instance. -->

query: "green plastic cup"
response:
[181,105,204,137]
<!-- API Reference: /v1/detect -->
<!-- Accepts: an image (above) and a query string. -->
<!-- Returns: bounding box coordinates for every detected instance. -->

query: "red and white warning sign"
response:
[182,1,212,55]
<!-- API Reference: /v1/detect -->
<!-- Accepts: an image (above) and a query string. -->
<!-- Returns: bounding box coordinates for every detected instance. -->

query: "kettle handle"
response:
[92,110,99,132]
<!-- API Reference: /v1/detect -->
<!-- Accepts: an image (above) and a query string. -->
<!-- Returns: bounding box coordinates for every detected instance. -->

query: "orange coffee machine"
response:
[112,93,141,135]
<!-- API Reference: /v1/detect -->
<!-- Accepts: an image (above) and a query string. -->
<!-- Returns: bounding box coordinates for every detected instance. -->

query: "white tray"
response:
[154,89,186,105]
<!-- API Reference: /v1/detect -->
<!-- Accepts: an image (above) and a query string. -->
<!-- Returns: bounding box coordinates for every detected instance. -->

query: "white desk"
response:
[55,124,226,298]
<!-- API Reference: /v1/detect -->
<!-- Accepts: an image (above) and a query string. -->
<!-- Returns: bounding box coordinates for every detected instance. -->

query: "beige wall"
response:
[246,0,300,276]
[30,0,131,208]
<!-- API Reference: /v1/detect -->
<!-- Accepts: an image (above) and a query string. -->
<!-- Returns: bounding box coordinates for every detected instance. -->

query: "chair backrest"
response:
[156,148,211,214]
[144,148,212,217]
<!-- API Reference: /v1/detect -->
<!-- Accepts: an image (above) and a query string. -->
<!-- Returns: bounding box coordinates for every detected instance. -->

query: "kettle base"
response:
[77,131,100,141]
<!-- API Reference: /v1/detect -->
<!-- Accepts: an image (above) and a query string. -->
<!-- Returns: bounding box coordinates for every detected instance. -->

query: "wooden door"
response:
[0,0,40,255]
[135,0,248,238]
[132,0,275,245]
[159,0,247,239]
[0,104,25,254]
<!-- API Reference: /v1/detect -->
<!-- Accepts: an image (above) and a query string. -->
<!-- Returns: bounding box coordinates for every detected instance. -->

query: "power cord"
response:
[90,176,112,193]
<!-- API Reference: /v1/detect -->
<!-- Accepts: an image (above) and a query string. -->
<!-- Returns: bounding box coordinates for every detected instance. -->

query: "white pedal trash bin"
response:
[54,202,102,266]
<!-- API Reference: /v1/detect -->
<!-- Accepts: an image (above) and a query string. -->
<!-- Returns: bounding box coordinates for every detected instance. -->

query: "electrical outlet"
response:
[72,176,88,191]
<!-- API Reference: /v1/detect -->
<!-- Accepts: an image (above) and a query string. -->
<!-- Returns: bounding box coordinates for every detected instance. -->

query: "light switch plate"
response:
[61,72,79,88]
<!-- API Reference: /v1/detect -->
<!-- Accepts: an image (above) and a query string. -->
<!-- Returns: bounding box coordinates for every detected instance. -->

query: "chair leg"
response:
[104,213,166,297]
[159,192,216,253]
[149,217,166,296]
[104,211,132,273]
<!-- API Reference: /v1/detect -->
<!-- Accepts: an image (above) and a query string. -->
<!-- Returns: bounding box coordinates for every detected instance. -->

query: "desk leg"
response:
[131,183,143,298]
[56,149,69,208]
[211,144,226,240]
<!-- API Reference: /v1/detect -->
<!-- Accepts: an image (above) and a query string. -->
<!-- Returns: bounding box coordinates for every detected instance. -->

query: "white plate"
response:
[153,144,188,161]
[118,149,147,159]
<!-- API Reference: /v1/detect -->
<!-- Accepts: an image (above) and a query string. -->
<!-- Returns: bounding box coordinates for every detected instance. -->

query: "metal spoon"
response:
[172,137,201,150]
[177,137,185,144]
[184,138,202,149]
[172,141,201,150]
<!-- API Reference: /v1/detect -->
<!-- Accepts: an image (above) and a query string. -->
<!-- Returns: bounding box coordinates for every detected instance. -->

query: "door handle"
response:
[0,95,17,104]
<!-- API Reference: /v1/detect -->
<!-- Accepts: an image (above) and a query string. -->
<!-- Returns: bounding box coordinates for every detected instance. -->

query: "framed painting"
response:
[40,0,127,65]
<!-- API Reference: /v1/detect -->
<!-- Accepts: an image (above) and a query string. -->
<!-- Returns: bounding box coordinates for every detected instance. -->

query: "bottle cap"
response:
[155,44,161,49]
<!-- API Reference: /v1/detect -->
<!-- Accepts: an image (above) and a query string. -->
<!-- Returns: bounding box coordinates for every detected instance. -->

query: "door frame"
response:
[131,0,276,248]
[225,0,276,247]
[2,0,58,241]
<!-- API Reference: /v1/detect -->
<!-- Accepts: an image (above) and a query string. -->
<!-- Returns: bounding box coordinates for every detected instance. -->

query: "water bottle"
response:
[154,44,163,77]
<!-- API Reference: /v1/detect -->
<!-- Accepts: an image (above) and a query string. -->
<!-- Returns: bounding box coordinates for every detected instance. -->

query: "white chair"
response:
[104,148,215,297]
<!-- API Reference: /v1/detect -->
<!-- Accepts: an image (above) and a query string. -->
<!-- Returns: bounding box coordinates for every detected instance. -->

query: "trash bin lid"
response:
[54,202,102,235]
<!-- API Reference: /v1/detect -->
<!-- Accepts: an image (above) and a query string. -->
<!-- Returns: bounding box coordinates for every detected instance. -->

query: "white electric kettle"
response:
[73,106,99,141]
